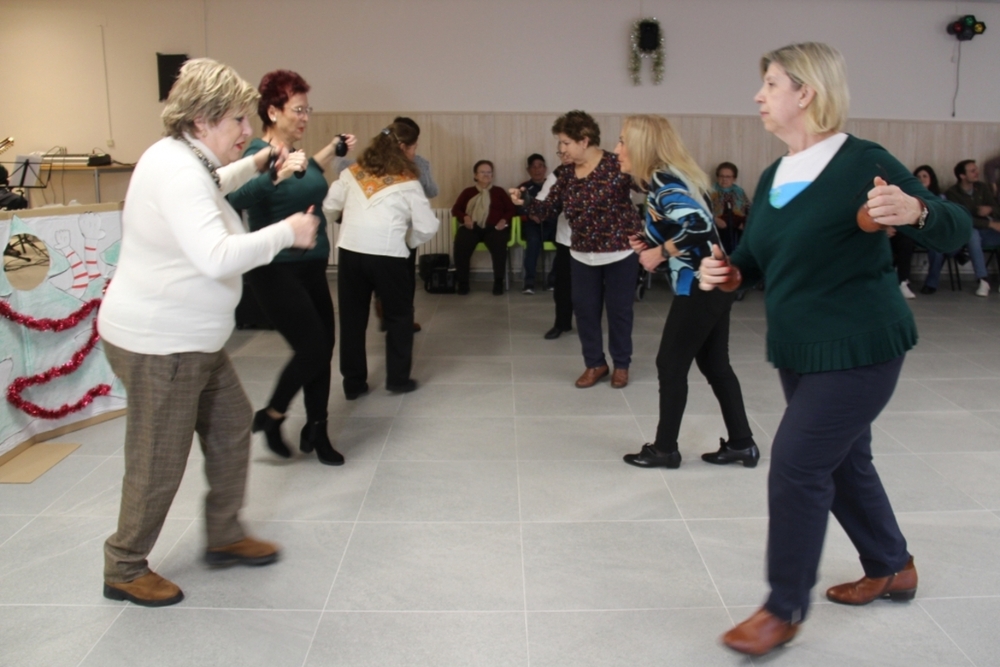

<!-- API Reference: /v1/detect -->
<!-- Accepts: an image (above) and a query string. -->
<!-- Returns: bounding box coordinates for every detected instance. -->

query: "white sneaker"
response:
[900,281,915,299]
[976,279,990,297]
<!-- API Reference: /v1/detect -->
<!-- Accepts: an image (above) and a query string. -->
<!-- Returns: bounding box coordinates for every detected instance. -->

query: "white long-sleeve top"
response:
[322,166,439,258]
[98,135,294,355]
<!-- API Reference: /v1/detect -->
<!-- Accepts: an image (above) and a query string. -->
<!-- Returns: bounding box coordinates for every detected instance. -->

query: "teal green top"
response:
[227,137,331,263]
[731,135,972,373]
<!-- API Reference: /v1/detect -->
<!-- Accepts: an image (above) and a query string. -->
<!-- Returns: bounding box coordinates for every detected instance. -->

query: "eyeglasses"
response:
[289,106,313,117]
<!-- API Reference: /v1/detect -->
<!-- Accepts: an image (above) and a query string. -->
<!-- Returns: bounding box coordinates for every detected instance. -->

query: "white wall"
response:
[2,0,998,163]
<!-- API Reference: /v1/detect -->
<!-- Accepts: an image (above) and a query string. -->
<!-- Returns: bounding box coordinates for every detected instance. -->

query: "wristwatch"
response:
[912,199,928,230]
[660,243,671,259]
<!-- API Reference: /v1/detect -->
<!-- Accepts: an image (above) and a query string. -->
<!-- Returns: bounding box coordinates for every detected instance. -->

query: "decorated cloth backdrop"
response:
[0,204,126,457]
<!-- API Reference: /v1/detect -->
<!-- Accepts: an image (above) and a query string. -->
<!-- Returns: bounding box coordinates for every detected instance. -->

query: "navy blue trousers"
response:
[765,355,910,622]
[570,253,638,369]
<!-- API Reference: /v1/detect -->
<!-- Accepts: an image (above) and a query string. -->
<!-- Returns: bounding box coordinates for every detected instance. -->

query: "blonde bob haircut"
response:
[161,58,259,139]
[620,114,710,202]
[760,42,849,135]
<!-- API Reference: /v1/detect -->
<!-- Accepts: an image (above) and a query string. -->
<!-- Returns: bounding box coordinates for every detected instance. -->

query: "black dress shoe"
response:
[701,438,760,468]
[386,379,418,394]
[492,280,504,296]
[457,282,470,295]
[623,444,681,469]
[544,326,570,340]
[919,285,936,295]
[344,383,369,401]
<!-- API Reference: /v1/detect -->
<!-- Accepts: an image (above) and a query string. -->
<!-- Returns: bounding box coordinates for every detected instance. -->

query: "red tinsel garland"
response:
[0,297,102,330]
[2,297,112,419]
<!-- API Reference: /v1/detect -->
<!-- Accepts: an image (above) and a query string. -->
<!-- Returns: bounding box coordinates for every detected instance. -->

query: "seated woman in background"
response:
[452,160,516,295]
[227,68,356,466]
[914,164,958,295]
[323,122,440,398]
[890,165,941,298]
[710,161,751,255]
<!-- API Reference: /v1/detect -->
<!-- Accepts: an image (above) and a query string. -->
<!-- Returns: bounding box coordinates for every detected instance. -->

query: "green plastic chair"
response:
[451,215,518,289]
[512,214,557,285]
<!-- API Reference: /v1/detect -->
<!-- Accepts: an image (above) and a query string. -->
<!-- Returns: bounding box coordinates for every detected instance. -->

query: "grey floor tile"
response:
[521,521,719,610]
[325,416,394,460]
[875,455,983,512]
[0,516,192,605]
[80,608,318,667]
[918,378,1000,411]
[920,597,1000,667]
[411,356,513,384]
[919,452,1000,510]
[156,520,352,610]
[527,608,745,667]
[229,331,292,357]
[516,416,643,460]
[900,352,1000,380]
[667,460,769,519]
[874,411,1000,454]
[508,333,585,357]
[622,381,719,417]
[306,612,529,667]
[973,410,1000,430]
[42,456,126,517]
[0,605,123,667]
[326,522,524,611]
[326,388,403,417]
[62,415,126,456]
[511,355,593,383]
[0,515,31,545]
[242,459,378,522]
[0,454,106,515]
[882,379,963,413]
[518,460,680,521]
[776,603,971,667]
[896,511,1000,598]
[383,417,516,461]
[360,461,519,521]
[514,384,631,417]
[397,384,514,417]
[418,334,512,357]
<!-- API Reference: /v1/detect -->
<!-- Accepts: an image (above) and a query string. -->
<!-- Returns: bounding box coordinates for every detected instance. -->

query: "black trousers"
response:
[765,355,909,623]
[245,259,334,421]
[453,224,509,284]
[890,232,916,283]
[338,248,414,393]
[653,287,752,453]
[553,242,573,331]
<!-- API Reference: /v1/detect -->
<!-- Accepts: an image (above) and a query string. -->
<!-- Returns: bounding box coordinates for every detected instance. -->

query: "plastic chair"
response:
[512,215,557,286]
[451,216,517,289]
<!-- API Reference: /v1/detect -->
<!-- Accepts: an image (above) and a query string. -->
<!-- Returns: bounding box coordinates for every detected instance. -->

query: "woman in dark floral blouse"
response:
[512,111,642,389]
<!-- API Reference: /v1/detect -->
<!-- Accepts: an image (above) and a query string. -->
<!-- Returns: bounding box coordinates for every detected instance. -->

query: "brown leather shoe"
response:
[610,367,628,389]
[103,571,184,607]
[826,556,917,605]
[575,364,609,388]
[722,607,798,656]
[413,321,422,332]
[205,536,280,568]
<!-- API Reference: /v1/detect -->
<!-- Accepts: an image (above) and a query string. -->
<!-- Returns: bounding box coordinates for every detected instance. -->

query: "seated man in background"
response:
[517,154,558,294]
[930,160,1000,297]
[0,166,29,210]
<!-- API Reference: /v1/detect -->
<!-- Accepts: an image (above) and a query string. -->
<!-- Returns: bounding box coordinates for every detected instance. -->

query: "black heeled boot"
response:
[701,437,759,468]
[252,409,291,459]
[300,421,345,466]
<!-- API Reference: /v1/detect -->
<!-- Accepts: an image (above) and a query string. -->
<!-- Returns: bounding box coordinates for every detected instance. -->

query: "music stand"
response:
[7,155,47,189]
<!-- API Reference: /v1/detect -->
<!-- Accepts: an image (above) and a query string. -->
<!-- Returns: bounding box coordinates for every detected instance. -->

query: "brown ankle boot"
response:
[205,537,280,568]
[826,557,917,605]
[103,571,184,607]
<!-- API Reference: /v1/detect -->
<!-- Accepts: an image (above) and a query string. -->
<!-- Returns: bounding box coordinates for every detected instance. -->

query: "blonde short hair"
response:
[620,114,710,201]
[161,58,259,138]
[760,42,849,134]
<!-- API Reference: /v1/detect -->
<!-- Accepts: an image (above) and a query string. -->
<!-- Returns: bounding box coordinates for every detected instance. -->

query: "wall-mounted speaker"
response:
[156,53,188,102]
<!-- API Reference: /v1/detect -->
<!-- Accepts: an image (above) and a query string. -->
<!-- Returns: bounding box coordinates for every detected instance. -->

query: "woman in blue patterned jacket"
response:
[616,114,756,470]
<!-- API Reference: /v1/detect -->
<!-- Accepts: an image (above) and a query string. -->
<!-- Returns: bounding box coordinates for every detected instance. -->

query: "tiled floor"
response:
[3,277,1000,667]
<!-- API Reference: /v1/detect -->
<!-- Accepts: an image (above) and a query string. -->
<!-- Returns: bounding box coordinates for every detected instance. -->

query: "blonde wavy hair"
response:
[620,114,709,201]
[161,58,259,138]
[760,42,850,135]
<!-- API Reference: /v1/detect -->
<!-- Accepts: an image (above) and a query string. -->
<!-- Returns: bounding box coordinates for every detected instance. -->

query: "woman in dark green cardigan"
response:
[700,43,972,657]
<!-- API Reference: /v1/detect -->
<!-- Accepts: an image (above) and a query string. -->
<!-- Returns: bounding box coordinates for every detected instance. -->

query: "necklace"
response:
[180,137,221,189]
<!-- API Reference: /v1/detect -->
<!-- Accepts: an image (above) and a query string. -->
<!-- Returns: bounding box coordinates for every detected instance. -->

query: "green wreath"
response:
[630,18,664,85]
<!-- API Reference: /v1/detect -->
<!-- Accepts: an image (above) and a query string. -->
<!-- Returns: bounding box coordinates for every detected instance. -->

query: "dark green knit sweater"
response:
[731,135,972,373]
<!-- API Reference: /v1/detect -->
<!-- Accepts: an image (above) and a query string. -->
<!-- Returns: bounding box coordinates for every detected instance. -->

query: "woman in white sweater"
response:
[98,58,317,608]
[323,122,439,397]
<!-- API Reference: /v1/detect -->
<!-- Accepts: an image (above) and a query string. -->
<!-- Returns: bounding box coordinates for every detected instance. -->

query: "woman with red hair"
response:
[228,69,355,466]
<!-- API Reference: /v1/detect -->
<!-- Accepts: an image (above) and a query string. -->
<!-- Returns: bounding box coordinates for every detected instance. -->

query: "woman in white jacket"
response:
[323,122,439,398]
